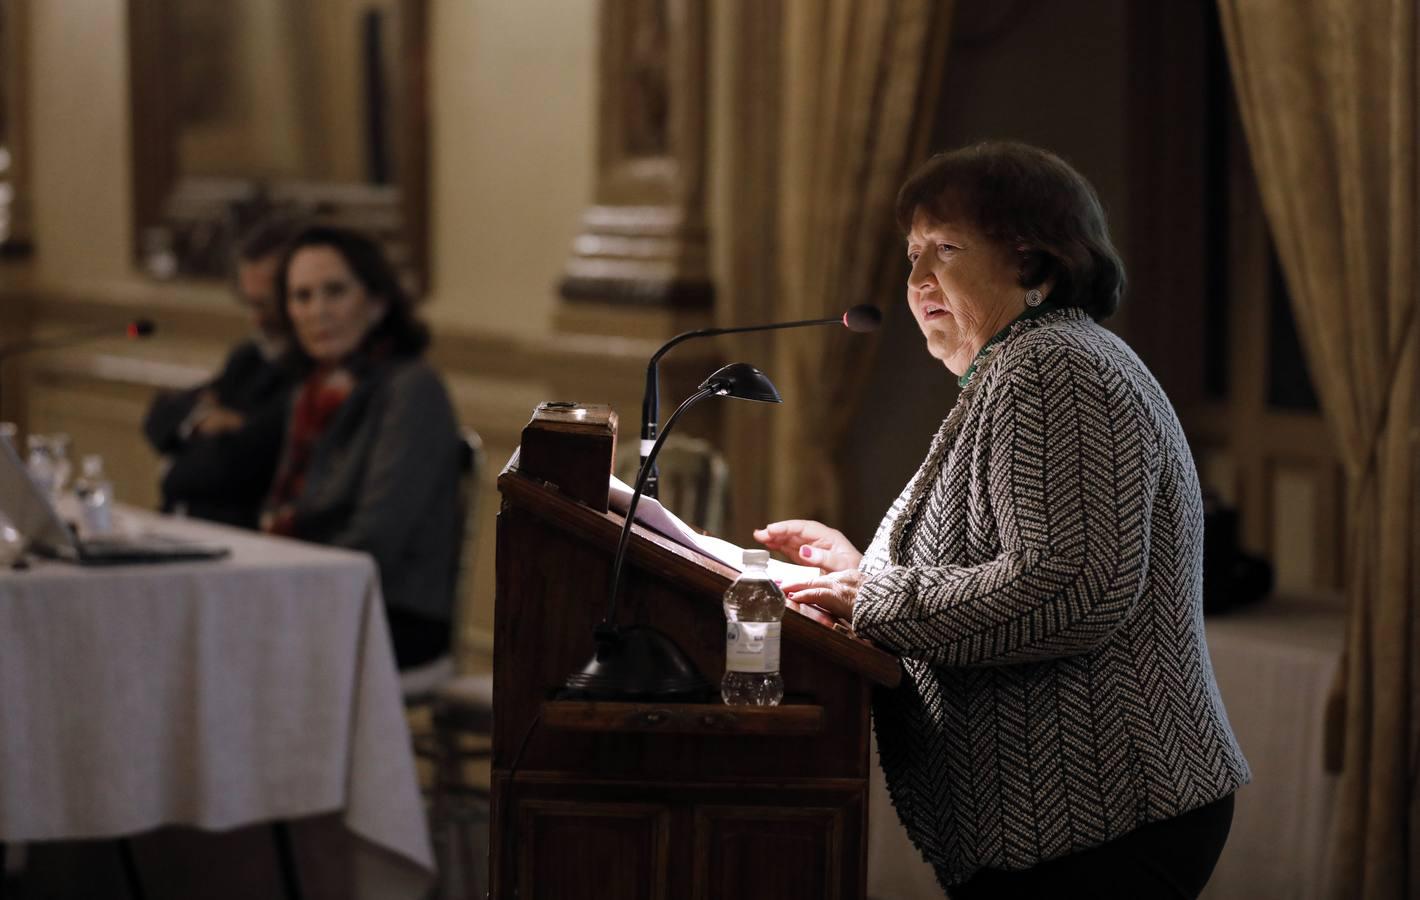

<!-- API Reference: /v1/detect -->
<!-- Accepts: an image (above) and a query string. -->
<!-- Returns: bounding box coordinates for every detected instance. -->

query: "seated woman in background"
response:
[263,225,462,671]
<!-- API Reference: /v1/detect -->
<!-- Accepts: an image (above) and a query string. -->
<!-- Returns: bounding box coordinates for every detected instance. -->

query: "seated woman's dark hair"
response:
[275,224,430,363]
[895,141,1125,321]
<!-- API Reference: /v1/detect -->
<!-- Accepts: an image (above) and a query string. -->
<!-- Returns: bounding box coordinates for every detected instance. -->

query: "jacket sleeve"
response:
[325,365,460,573]
[142,386,205,453]
[159,394,290,501]
[853,342,1160,667]
[142,344,257,453]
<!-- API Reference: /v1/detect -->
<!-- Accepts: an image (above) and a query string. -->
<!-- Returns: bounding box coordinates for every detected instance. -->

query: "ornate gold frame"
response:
[0,0,32,255]
[126,0,429,291]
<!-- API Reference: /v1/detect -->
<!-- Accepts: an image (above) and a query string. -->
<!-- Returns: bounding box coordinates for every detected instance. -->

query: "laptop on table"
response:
[0,438,229,566]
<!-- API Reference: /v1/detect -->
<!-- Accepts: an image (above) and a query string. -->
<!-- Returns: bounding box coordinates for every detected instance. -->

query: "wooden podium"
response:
[492,403,900,900]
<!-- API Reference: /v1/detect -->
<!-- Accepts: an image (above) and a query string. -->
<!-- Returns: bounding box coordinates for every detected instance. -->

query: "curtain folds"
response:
[718,0,952,534]
[768,0,952,522]
[1216,1,1419,896]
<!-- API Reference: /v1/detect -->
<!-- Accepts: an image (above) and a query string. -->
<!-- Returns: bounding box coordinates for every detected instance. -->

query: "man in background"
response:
[143,217,304,528]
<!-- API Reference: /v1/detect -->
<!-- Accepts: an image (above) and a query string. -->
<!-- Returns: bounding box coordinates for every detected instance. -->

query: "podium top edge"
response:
[526,401,618,432]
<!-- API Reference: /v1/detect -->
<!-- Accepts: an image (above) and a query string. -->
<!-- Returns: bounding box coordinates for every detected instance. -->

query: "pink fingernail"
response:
[800,547,813,559]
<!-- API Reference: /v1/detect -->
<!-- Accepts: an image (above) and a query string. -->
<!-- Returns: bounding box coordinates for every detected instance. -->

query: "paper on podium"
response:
[608,475,819,584]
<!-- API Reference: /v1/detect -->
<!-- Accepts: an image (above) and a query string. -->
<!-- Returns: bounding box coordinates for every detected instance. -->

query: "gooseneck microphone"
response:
[0,318,157,362]
[639,304,881,498]
[562,362,783,701]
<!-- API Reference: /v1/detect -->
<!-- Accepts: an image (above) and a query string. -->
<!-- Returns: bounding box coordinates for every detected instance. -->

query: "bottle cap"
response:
[742,549,770,568]
[82,455,103,478]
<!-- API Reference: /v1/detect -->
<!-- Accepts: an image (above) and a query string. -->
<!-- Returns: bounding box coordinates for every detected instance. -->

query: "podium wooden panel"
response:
[492,404,899,899]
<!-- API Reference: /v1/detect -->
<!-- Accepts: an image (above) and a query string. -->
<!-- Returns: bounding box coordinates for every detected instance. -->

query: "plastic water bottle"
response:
[722,549,785,706]
[74,454,113,535]
[0,517,21,567]
[49,433,73,501]
[25,434,55,497]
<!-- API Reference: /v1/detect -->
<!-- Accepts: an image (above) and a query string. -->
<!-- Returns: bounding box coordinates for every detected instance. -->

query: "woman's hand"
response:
[781,569,864,622]
[193,405,246,436]
[752,519,863,573]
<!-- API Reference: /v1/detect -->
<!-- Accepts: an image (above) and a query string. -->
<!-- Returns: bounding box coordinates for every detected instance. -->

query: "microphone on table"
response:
[0,318,157,362]
[638,304,881,498]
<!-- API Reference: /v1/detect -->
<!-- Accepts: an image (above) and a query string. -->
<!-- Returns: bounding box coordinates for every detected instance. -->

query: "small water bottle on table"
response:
[74,454,114,536]
[49,433,73,501]
[25,434,55,496]
[722,549,786,706]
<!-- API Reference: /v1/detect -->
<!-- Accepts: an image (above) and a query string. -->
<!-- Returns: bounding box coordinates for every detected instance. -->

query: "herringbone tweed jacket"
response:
[854,307,1250,887]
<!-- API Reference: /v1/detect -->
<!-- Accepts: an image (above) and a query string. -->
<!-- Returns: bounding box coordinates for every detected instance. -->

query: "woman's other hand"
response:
[752,519,863,572]
[193,405,246,436]
[785,598,837,628]
[781,569,864,621]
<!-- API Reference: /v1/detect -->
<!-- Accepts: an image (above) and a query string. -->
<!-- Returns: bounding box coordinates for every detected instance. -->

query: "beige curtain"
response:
[717,0,951,535]
[1216,1,1419,896]
[771,0,952,522]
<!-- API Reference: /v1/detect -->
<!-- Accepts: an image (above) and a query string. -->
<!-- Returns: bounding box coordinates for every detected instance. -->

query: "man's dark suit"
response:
[142,340,296,529]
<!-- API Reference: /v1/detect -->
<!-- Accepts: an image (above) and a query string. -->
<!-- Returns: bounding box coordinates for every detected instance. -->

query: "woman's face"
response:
[285,245,388,365]
[905,208,1026,375]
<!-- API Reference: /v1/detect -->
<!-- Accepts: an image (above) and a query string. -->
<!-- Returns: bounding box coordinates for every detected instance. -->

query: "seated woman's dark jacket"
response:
[278,356,462,629]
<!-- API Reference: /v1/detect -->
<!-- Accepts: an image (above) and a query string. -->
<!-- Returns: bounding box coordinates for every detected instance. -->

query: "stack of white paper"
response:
[607,475,819,584]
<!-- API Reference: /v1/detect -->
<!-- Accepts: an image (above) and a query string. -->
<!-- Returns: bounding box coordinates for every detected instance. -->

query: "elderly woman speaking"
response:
[756,142,1249,898]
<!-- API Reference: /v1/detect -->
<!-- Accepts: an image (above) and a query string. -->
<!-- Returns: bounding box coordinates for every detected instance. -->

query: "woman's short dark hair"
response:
[275,225,430,363]
[895,141,1125,321]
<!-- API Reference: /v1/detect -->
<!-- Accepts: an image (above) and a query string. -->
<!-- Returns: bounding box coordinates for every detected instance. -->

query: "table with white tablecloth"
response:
[1201,598,1343,900]
[0,508,433,899]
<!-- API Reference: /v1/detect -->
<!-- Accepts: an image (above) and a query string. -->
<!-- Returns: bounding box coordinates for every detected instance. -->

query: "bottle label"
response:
[725,621,781,673]
[80,501,112,536]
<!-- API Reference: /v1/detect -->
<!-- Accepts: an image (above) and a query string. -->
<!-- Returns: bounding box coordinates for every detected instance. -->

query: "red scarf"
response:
[263,367,354,536]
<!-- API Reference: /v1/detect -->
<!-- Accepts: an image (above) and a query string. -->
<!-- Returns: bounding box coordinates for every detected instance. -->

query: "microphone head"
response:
[127,319,156,339]
[842,304,882,333]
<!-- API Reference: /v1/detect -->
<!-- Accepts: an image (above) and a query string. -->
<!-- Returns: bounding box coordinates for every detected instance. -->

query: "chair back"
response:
[614,434,729,536]
[406,428,482,697]
[454,429,486,595]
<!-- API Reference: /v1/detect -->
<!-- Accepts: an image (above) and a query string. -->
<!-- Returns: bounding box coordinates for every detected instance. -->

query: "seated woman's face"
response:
[285,245,389,365]
[905,208,1024,375]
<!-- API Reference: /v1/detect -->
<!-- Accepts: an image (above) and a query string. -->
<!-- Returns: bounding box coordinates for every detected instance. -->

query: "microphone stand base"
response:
[558,624,715,702]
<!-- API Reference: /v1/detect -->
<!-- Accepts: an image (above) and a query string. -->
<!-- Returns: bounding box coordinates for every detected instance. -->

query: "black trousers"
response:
[949,793,1235,900]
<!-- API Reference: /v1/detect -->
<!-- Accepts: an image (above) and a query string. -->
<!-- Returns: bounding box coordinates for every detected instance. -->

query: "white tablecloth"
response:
[1201,600,1343,899]
[0,508,433,899]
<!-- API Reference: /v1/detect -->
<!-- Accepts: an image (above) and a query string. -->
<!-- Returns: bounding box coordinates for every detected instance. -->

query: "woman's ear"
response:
[1016,247,1049,288]
[367,297,391,328]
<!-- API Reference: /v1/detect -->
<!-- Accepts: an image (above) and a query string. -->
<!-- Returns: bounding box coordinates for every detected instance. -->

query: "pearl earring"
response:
[1025,289,1043,308]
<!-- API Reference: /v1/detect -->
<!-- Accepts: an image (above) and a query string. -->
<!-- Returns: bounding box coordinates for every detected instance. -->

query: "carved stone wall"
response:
[558,0,713,320]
